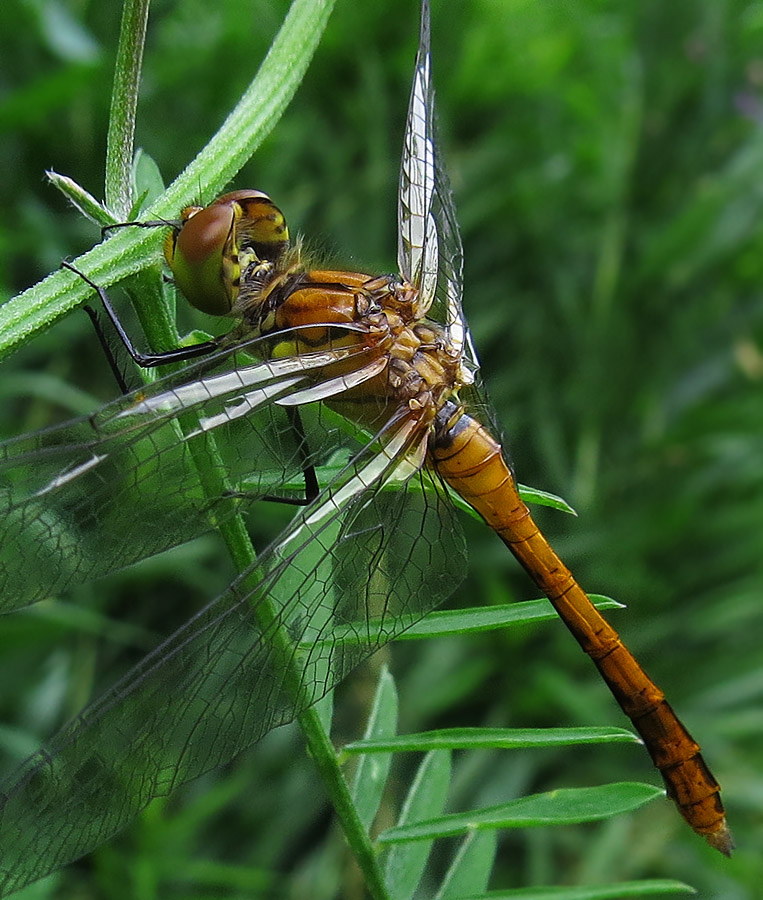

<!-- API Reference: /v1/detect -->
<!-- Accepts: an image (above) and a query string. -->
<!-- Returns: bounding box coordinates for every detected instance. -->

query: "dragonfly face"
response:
[164,190,291,316]
[0,0,730,894]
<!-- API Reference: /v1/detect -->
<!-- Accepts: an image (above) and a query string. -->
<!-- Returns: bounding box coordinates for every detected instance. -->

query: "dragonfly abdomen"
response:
[429,402,732,855]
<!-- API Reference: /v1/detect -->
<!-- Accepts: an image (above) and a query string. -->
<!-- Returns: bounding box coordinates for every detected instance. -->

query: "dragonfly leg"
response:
[283,406,321,504]
[225,407,320,508]
[63,261,220,371]
[100,219,176,239]
[82,301,132,395]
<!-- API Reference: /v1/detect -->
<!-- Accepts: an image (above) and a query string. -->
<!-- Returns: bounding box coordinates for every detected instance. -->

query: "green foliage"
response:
[0,0,761,898]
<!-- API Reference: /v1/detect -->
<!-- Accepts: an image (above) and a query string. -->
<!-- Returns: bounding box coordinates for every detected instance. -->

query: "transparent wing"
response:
[0,409,466,896]
[397,0,476,373]
[398,0,437,310]
[431,148,476,374]
[0,323,386,611]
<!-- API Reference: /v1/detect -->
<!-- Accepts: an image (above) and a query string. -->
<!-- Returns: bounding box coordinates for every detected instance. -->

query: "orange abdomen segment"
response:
[430,409,732,855]
[274,277,364,339]
[302,269,374,290]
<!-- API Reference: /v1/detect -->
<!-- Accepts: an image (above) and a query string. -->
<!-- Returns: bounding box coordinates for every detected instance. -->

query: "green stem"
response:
[175,401,389,900]
[105,0,151,218]
[305,713,390,900]
[0,0,336,361]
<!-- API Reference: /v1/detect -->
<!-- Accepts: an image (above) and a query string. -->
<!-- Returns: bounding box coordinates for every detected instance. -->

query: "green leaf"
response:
[446,482,576,523]
[350,666,398,831]
[518,484,577,515]
[384,750,451,900]
[377,783,664,843]
[302,597,622,650]
[455,881,695,900]
[397,596,623,639]
[131,149,166,213]
[434,830,497,900]
[47,171,113,226]
[35,0,101,63]
[344,726,638,754]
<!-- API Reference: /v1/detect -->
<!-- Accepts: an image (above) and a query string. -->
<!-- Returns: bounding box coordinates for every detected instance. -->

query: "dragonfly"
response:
[0,0,730,893]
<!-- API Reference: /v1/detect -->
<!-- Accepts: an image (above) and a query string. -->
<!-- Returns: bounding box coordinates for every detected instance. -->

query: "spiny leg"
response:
[63,261,220,369]
[66,261,320,508]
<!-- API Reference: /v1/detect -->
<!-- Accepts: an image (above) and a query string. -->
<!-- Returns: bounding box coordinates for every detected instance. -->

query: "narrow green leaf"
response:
[397,596,623,639]
[384,751,451,900]
[344,726,638,755]
[377,783,664,843]
[36,1,101,63]
[47,171,113,226]
[350,666,398,831]
[447,484,575,522]
[301,597,623,651]
[518,484,577,515]
[456,881,695,900]
[435,830,497,900]
[131,149,166,213]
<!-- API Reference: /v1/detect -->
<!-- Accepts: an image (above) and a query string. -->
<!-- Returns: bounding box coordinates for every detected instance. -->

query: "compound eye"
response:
[165,202,238,316]
[215,190,290,261]
[163,191,290,317]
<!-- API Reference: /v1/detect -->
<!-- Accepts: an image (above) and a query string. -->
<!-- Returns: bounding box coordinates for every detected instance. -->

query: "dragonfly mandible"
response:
[0,0,730,893]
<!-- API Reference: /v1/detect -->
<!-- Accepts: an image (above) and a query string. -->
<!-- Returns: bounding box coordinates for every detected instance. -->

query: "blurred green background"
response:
[1,0,762,897]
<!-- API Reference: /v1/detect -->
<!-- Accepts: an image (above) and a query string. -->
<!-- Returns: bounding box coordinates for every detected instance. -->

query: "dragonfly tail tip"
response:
[705,821,734,857]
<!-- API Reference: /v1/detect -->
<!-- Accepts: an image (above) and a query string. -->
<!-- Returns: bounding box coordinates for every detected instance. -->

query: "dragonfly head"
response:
[164,190,290,317]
